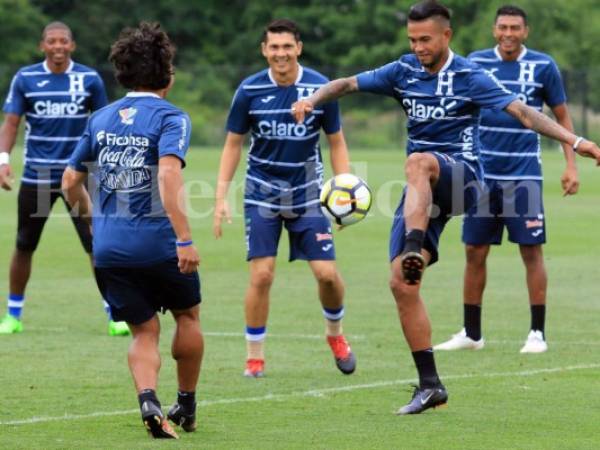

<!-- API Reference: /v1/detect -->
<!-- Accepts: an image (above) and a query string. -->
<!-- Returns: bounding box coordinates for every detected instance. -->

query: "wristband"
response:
[176,240,193,247]
[573,136,585,151]
[0,152,9,166]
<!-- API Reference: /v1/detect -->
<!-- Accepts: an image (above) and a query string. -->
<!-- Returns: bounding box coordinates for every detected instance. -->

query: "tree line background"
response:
[1,0,599,147]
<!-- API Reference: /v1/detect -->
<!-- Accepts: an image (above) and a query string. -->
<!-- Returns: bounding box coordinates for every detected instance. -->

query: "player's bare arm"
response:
[291,76,359,123]
[551,103,579,195]
[213,132,243,238]
[61,167,92,226]
[158,155,200,273]
[505,100,600,164]
[0,114,22,190]
[326,131,351,175]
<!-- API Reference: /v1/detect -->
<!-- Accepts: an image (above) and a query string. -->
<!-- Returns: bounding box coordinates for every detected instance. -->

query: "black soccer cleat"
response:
[401,251,425,285]
[396,384,448,415]
[141,400,179,439]
[167,402,197,432]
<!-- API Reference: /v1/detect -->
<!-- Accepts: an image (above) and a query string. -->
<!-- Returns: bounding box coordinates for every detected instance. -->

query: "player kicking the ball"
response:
[292,0,600,414]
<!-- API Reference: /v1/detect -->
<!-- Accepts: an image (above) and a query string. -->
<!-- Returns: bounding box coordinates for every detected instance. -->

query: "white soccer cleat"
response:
[433,328,485,351]
[519,330,547,354]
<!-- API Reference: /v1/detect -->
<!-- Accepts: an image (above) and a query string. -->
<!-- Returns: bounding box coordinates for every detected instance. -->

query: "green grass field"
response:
[0,148,599,449]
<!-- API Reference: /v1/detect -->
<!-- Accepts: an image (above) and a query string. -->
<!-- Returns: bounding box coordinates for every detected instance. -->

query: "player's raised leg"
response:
[401,152,440,285]
[244,256,276,377]
[167,305,204,432]
[519,244,548,353]
[309,260,356,374]
[390,251,448,415]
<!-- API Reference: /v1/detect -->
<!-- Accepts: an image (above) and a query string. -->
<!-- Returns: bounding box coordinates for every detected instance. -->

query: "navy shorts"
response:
[244,205,335,262]
[95,258,201,325]
[389,153,482,265]
[462,179,545,245]
[16,183,93,253]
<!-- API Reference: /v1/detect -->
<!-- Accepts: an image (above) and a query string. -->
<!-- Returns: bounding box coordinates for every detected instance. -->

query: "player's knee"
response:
[389,274,416,301]
[520,245,544,267]
[404,153,434,179]
[251,268,275,289]
[314,266,339,287]
[465,245,488,267]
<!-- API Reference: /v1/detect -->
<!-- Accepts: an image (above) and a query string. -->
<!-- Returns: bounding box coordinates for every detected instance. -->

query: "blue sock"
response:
[323,306,344,321]
[7,294,24,320]
[103,300,113,321]
[245,325,266,341]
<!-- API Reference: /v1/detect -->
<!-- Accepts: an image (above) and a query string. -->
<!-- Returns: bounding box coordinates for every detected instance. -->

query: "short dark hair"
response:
[408,1,452,22]
[262,19,301,42]
[109,22,175,90]
[495,5,528,25]
[42,21,73,40]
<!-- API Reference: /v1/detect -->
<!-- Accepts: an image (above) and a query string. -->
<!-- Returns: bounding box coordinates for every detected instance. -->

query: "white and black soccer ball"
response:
[319,173,372,226]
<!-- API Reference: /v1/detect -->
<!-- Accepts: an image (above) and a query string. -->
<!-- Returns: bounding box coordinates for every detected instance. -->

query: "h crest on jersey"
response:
[68,74,86,93]
[436,71,455,96]
[297,87,315,100]
[518,62,536,83]
[119,107,137,125]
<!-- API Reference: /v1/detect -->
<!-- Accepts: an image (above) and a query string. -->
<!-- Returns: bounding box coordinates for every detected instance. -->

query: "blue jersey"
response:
[226,65,341,211]
[468,46,566,180]
[3,60,108,186]
[356,50,517,178]
[69,93,191,268]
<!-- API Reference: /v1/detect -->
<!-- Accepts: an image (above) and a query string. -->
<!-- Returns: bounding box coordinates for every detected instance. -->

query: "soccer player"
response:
[0,22,129,336]
[292,0,600,414]
[435,5,578,354]
[62,22,203,439]
[214,19,356,378]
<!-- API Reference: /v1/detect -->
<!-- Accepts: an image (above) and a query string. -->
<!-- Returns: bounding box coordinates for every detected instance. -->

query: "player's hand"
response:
[291,99,314,124]
[576,140,600,166]
[213,199,232,239]
[560,166,579,196]
[177,245,200,274]
[0,163,14,191]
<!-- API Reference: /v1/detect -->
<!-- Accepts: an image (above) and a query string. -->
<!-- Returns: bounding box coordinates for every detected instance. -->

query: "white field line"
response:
[203,332,366,340]
[1,363,599,426]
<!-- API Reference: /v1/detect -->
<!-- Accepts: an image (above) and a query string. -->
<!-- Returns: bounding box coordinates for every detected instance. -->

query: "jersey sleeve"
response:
[321,99,341,135]
[2,73,26,115]
[158,112,192,167]
[542,60,567,107]
[68,122,95,173]
[225,86,251,134]
[356,61,404,97]
[468,67,517,110]
[89,74,109,111]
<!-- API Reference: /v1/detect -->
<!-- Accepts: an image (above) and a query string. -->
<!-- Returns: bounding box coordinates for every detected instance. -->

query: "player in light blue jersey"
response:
[63,22,203,439]
[214,19,356,378]
[0,22,130,336]
[436,5,578,354]
[293,0,600,414]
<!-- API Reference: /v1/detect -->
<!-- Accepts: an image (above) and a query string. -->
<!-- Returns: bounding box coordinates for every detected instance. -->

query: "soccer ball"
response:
[320,173,372,226]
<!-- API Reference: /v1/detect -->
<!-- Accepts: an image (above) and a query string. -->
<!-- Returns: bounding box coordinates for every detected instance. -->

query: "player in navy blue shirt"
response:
[63,22,202,439]
[436,5,578,354]
[0,22,126,336]
[292,0,600,414]
[214,19,356,378]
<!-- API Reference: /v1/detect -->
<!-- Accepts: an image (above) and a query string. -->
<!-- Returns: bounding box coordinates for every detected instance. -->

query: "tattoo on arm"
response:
[308,77,358,106]
[506,100,575,145]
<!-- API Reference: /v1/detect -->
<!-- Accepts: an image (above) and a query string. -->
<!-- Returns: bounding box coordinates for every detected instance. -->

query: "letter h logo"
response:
[436,71,455,96]
[518,63,536,84]
[68,74,86,94]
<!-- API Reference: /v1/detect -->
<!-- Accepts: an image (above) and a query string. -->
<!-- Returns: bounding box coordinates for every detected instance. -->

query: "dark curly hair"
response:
[109,22,175,90]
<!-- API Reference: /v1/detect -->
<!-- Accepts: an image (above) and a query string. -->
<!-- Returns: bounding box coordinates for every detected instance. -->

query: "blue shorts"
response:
[95,258,201,325]
[390,153,482,265]
[462,179,545,245]
[245,205,335,262]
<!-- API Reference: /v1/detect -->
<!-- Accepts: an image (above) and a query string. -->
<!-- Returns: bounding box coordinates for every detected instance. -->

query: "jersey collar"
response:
[494,45,528,61]
[267,64,303,85]
[42,59,74,74]
[126,92,161,98]
[439,49,455,73]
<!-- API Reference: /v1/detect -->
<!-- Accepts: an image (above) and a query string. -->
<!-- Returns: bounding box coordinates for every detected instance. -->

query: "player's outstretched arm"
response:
[291,76,359,123]
[505,100,600,165]
[158,155,200,274]
[551,103,579,196]
[0,114,22,191]
[62,167,92,226]
[213,132,243,239]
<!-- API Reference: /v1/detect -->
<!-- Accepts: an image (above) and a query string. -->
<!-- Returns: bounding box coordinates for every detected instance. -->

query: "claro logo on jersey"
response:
[402,97,457,120]
[258,120,308,137]
[33,97,86,116]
